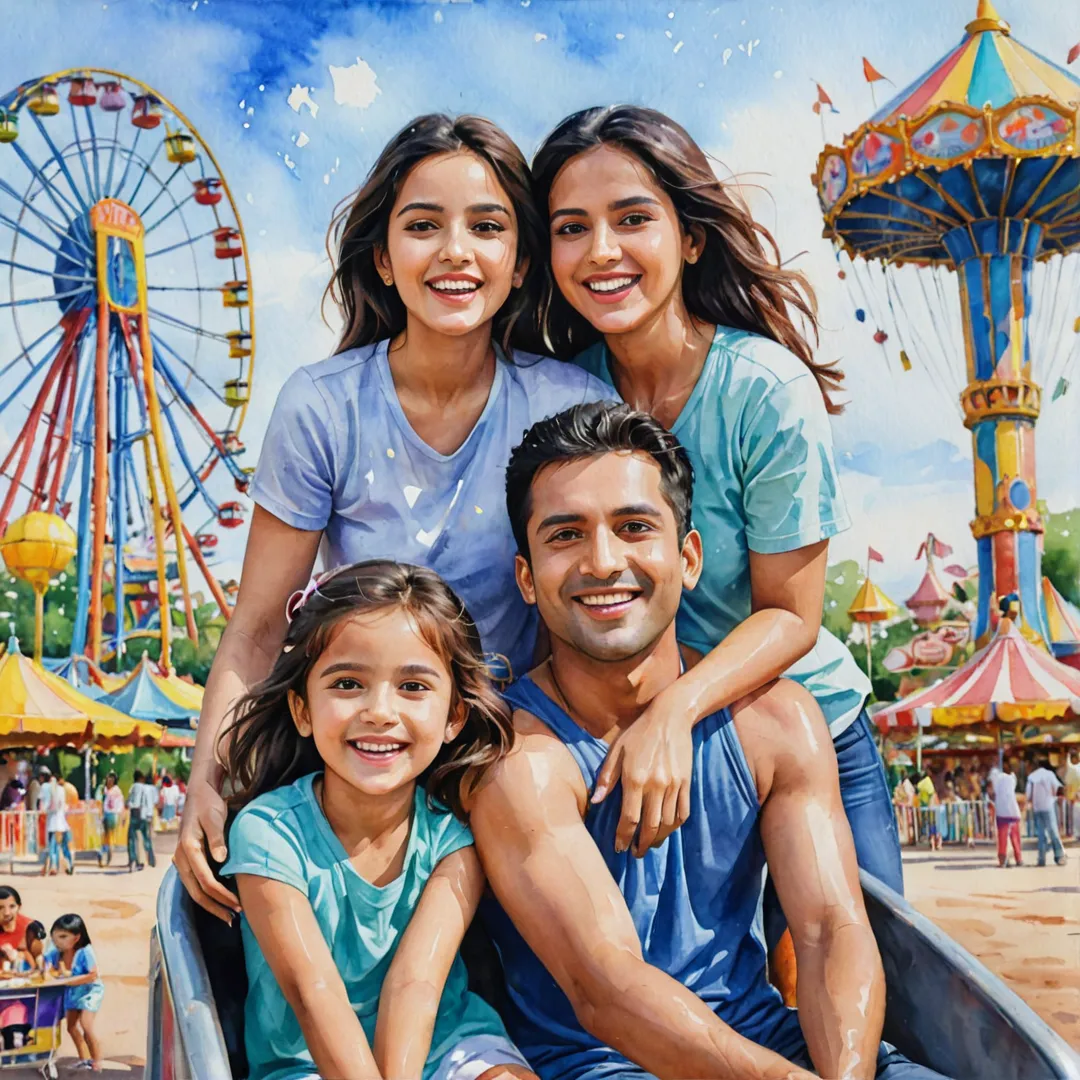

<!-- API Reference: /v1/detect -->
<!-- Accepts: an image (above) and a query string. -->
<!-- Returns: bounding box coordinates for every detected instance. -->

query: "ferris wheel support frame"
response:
[88,193,200,668]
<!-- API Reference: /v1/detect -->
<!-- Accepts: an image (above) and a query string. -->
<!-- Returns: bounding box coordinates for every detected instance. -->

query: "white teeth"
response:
[586,276,635,293]
[579,591,636,606]
[352,741,405,754]
[429,280,480,292]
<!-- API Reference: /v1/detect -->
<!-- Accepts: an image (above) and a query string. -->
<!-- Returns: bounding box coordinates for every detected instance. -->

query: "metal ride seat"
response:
[147,866,1080,1080]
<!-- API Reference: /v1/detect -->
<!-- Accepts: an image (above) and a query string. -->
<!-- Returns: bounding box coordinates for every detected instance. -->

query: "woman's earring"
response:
[382,274,393,286]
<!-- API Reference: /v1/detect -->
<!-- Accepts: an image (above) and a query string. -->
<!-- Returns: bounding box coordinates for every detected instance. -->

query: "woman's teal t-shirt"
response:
[574,326,872,736]
[222,774,508,1080]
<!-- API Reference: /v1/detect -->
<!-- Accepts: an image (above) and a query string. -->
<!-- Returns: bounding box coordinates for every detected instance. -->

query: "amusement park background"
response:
[0,0,1079,1071]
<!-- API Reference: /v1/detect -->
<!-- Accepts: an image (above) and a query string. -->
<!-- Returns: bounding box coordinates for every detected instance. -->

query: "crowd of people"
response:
[892,749,1079,866]
[0,761,187,872]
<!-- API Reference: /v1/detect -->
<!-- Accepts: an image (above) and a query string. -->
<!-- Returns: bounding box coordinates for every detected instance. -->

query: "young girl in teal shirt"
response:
[221,560,537,1080]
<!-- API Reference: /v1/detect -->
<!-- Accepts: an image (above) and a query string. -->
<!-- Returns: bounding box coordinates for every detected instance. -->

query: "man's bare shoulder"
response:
[730,678,837,803]
[468,708,588,818]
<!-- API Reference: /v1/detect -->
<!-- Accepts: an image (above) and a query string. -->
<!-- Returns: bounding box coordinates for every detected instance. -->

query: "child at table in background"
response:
[45,913,103,1072]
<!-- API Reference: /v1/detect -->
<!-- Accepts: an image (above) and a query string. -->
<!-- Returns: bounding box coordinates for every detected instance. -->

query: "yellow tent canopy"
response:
[0,637,162,748]
[848,576,900,622]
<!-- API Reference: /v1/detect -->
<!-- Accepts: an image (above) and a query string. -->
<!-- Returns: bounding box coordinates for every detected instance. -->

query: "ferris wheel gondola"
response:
[0,68,255,670]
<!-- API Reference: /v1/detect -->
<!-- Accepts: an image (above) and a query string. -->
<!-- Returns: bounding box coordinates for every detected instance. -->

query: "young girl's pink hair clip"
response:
[285,572,330,624]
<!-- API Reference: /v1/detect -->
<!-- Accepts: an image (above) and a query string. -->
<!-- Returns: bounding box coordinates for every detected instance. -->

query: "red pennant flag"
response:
[944,564,968,578]
[1068,42,1080,65]
[862,57,888,83]
[932,537,954,558]
[868,547,885,563]
[815,83,839,114]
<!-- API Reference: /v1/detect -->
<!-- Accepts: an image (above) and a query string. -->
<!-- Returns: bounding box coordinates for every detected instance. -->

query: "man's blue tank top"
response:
[480,675,806,1079]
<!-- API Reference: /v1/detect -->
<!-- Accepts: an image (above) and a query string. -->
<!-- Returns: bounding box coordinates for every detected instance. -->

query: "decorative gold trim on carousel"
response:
[813,96,1080,244]
[960,376,1040,428]
[970,486,1043,539]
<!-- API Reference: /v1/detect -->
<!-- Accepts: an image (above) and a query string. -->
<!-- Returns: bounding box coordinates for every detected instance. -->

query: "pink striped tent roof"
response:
[874,619,1080,731]
[907,569,949,607]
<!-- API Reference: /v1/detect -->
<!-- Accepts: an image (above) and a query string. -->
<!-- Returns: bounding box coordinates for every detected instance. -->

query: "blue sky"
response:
[2,0,1078,603]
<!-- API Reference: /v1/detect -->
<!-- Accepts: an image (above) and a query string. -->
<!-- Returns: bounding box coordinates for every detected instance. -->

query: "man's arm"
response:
[737,681,885,1080]
[469,722,812,1080]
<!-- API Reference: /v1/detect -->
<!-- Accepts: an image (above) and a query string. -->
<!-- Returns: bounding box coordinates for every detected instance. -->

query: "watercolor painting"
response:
[0,1,1078,1077]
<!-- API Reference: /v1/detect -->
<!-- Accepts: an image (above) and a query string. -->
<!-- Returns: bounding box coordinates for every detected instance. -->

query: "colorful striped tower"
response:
[950,213,1048,645]
[813,0,1080,651]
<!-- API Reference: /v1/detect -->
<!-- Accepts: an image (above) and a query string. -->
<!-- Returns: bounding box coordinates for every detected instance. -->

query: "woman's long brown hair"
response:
[219,560,514,821]
[324,113,547,356]
[531,105,845,413]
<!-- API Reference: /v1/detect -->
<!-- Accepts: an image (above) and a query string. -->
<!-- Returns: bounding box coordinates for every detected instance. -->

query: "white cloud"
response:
[328,57,381,109]
[287,85,320,118]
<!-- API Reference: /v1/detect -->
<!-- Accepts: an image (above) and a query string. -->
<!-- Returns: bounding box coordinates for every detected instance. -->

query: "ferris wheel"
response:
[0,68,254,669]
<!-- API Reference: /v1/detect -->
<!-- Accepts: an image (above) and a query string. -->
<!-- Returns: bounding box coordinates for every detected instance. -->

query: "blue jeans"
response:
[765,709,904,948]
[128,816,156,867]
[1034,809,1066,865]
[790,1043,951,1079]
[46,829,73,872]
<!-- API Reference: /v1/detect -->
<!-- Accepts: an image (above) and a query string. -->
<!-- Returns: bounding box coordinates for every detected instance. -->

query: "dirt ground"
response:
[0,830,1076,1078]
[0,830,177,1078]
[902,835,1080,1050]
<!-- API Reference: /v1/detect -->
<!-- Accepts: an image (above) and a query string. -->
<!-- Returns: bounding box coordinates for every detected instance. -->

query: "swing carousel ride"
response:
[0,69,253,671]
[812,1,1080,737]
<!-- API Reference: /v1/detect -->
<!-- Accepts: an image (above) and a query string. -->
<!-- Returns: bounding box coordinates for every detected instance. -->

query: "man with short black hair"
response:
[471,401,946,1080]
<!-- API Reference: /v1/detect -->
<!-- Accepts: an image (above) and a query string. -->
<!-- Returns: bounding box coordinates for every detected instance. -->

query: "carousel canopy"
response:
[872,1,1080,125]
[101,653,201,728]
[813,0,1080,264]
[0,637,161,747]
[875,617,1080,731]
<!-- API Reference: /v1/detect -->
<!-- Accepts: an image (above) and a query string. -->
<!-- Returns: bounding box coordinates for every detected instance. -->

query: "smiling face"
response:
[376,151,525,339]
[288,606,463,800]
[515,450,702,662]
[548,144,701,337]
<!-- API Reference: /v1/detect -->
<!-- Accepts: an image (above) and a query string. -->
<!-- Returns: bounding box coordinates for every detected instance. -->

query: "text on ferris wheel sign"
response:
[90,198,144,239]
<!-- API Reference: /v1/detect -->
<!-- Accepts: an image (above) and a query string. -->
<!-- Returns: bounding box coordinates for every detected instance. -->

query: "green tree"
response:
[822,559,862,640]
[1043,507,1080,607]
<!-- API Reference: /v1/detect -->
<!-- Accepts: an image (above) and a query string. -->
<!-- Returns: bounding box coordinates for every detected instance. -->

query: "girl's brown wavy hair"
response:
[532,105,844,413]
[219,560,514,821]
[324,113,547,356]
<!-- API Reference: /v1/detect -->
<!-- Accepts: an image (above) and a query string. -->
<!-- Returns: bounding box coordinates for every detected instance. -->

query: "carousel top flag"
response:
[813,0,1080,659]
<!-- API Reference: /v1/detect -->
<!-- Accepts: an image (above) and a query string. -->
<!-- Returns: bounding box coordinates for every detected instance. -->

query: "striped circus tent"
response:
[42,654,126,700]
[874,618,1080,732]
[848,577,900,622]
[0,637,161,748]
[1042,577,1080,657]
[101,653,202,729]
